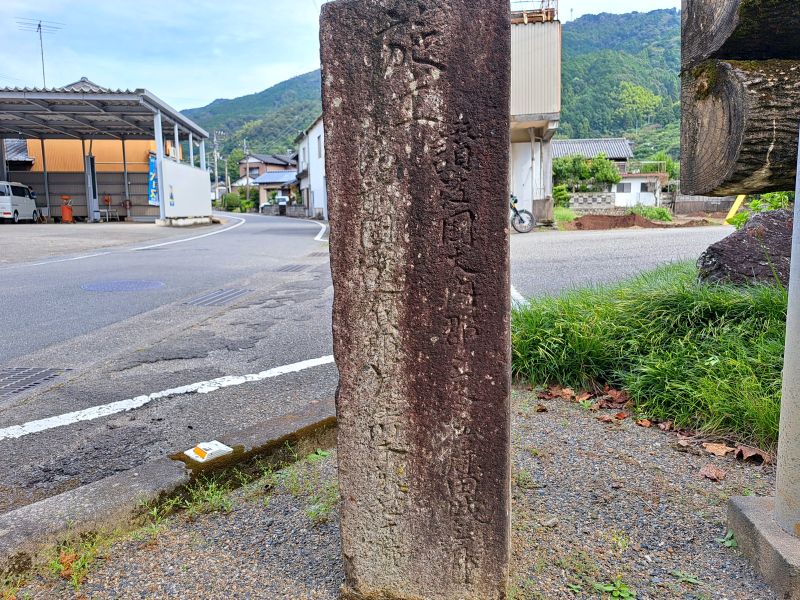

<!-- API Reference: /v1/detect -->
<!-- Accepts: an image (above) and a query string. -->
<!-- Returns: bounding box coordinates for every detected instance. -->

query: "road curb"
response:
[0,399,336,572]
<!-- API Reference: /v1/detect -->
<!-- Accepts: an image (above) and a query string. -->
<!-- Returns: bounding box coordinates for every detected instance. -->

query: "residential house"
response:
[238,153,296,179]
[510,5,562,222]
[254,170,298,206]
[295,114,327,220]
[552,138,634,170]
[554,137,669,210]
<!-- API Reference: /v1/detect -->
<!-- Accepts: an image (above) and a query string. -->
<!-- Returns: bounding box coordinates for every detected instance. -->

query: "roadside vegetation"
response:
[727,191,795,229]
[628,204,672,222]
[512,262,785,450]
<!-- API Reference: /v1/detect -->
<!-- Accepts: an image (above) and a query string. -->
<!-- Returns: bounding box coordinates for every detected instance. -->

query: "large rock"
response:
[320,1,512,598]
[698,209,793,286]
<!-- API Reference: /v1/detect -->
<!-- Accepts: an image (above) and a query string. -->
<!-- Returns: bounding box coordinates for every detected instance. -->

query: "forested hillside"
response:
[183,9,682,159]
[560,9,681,157]
[182,70,322,156]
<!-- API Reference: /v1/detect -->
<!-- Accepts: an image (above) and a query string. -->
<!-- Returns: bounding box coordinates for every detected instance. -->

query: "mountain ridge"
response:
[183,8,681,158]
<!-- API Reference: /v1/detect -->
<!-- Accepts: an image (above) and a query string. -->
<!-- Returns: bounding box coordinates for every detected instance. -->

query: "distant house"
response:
[554,138,669,210]
[552,138,634,168]
[295,115,327,220]
[254,170,298,205]
[238,153,296,180]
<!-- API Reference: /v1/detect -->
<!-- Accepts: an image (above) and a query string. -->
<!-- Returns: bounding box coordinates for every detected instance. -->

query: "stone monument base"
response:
[728,496,800,598]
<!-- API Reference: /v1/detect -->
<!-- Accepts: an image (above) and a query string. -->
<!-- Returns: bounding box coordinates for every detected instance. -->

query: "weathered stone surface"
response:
[698,209,793,286]
[320,1,511,598]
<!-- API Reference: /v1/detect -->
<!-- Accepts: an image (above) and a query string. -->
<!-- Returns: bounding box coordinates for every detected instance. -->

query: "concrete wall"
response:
[570,193,617,213]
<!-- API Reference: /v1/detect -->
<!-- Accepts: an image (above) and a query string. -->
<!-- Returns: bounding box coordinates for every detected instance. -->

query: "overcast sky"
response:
[0,0,680,111]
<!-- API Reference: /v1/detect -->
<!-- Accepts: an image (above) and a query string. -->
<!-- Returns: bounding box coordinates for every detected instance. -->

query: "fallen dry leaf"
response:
[561,387,576,400]
[736,445,772,465]
[614,412,629,420]
[605,388,630,405]
[576,392,593,403]
[699,463,726,482]
[703,442,736,457]
[636,419,653,428]
[596,415,615,424]
[658,421,674,432]
[535,404,548,413]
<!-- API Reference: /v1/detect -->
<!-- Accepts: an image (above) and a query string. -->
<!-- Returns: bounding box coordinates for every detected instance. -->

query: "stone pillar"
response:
[320,1,511,599]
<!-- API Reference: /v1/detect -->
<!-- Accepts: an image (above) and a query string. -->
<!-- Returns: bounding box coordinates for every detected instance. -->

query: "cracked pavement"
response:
[0,216,731,515]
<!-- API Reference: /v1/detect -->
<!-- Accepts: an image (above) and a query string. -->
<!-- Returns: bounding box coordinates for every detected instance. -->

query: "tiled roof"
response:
[254,171,298,185]
[247,153,297,167]
[552,138,634,160]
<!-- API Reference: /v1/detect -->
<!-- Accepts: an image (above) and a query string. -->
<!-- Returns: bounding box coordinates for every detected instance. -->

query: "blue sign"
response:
[148,154,160,206]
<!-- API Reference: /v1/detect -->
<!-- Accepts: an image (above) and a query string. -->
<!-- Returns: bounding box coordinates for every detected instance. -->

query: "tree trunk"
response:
[682,0,800,71]
[681,59,800,196]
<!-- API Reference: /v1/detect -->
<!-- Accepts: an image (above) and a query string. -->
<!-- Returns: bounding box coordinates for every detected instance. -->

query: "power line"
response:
[16,18,64,88]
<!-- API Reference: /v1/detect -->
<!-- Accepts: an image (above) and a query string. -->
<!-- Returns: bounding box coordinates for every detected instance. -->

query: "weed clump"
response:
[512,262,785,449]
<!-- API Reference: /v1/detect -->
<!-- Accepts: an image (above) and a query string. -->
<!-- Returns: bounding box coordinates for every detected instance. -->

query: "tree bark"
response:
[682,0,800,71]
[681,59,800,196]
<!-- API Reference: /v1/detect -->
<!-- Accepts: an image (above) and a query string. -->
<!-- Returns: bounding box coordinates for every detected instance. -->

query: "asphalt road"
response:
[0,219,731,514]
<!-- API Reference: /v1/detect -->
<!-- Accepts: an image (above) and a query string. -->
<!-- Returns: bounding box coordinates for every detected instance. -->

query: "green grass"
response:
[512,262,785,450]
[629,204,672,222]
[554,206,577,227]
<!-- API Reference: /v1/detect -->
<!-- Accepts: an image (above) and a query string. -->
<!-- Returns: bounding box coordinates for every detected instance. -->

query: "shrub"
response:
[512,262,785,449]
[629,204,672,222]
[553,184,571,208]
[222,192,240,210]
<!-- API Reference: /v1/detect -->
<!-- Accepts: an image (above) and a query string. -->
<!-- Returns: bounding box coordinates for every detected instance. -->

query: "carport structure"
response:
[0,79,209,221]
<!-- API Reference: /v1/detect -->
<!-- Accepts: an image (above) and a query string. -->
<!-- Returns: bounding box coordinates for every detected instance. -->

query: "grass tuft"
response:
[512,262,785,450]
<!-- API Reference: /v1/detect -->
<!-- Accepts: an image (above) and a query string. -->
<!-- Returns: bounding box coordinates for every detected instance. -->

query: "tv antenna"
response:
[16,18,65,88]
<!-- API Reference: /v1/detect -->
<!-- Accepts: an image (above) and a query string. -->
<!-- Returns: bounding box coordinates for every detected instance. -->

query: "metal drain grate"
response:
[0,368,71,399]
[184,289,252,307]
[308,252,329,258]
[276,264,311,273]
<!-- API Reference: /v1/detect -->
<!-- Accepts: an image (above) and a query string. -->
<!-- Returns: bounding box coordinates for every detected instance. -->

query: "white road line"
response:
[511,284,527,307]
[0,355,335,442]
[133,216,246,251]
[312,222,328,242]
[3,216,248,270]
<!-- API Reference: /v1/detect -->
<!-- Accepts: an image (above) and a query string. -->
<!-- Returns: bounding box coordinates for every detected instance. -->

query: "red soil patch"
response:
[565,214,714,231]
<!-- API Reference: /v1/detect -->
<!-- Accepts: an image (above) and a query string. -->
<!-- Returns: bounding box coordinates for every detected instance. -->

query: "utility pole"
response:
[243,138,250,208]
[212,131,222,207]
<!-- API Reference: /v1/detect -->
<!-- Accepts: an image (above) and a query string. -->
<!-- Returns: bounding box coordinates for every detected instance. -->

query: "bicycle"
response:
[510,195,535,233]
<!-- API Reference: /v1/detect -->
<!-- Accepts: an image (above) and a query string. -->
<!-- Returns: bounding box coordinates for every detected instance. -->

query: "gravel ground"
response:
[14,389,775,599]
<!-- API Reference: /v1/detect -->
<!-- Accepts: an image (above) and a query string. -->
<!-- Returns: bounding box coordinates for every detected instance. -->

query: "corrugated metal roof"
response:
[4,139,32,162]
[254,171,298,185]
[552,138,634,160]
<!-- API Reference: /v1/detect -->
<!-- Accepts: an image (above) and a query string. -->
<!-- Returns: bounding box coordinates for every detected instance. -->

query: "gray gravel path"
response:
[15,389,776,599]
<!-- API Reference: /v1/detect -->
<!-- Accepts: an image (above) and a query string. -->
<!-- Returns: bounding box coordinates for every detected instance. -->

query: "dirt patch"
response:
[565,214,714,231]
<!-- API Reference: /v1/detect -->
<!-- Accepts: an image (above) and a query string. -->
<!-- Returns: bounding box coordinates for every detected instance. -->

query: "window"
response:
[249,167,259,178]
[11,185,28,197]
[616,183,631,193]
[641,182,654,193]
[317,135,323,159]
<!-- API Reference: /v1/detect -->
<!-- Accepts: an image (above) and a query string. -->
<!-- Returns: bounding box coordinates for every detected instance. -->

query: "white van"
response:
[0,182,38,223]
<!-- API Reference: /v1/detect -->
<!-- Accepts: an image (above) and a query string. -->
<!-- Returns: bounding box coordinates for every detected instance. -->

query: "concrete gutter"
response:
[0,399,335,572]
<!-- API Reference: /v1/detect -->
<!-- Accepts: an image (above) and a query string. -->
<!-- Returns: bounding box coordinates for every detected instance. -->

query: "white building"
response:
[614,173,666,208]
[296,115,327,220]
[509,6,562,222]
